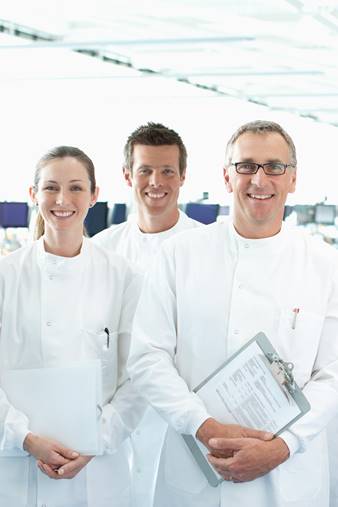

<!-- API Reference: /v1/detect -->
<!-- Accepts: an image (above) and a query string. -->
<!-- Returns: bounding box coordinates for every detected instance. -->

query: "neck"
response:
[232,219,282,239]
[137,207,180,233]
[42,227,83,257]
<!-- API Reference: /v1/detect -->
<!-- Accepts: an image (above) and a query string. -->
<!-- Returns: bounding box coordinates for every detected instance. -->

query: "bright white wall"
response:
[0,56,337,206]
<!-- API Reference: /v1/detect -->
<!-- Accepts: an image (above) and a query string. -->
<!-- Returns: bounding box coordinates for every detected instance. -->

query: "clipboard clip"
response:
[266,352,296,394]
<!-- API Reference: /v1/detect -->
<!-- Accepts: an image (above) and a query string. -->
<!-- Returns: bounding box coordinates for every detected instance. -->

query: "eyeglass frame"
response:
[230,161,295,176]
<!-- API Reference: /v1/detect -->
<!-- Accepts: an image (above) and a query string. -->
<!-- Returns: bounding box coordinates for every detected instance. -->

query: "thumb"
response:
[208,437,245,451]
[243,427,274,440]
[57,445,79,460]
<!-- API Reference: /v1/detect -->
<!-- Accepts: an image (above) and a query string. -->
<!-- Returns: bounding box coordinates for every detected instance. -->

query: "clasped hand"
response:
[23,433,93,480]
[196,418,289,483]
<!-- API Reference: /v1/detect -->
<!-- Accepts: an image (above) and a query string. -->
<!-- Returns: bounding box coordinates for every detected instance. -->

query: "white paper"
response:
[0,360,102,456]
[199,341,301,432]
[195,341,301,457]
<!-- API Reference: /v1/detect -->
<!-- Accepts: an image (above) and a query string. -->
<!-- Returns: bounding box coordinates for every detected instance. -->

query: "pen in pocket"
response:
[104,327,110,348]
[291,308,300,330]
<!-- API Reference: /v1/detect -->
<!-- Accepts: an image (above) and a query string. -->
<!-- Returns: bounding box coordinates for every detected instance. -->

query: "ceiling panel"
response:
[1,0,338,125]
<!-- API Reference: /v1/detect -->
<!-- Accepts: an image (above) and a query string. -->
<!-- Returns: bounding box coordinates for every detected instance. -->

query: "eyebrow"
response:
[136,165,175,170]
[237,158,284,163]
[44,179,85,183]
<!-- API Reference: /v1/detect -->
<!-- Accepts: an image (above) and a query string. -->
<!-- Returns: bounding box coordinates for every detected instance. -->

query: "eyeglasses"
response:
[231,162,295,176]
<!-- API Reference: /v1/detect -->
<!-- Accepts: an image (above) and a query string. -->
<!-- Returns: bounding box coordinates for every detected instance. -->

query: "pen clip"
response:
[104,327,110,348]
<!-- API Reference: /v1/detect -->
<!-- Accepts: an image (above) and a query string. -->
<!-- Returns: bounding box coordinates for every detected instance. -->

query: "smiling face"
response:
[224,132,297,238]
[124,143,185,222]
[29,156,98,237]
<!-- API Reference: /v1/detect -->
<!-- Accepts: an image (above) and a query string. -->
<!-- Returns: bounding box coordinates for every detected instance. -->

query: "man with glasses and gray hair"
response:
[128,120,338,507]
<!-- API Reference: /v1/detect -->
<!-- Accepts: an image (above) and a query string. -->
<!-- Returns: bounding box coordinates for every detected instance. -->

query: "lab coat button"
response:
[234,329,239,335]
[46,321,52,327]
[244,243,249,249]
[49,275,53,280]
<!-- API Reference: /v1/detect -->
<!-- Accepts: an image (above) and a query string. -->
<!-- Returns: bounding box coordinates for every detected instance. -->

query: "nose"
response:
[55,189,67,206]
[250,167,269,187]
[149,170,163,187]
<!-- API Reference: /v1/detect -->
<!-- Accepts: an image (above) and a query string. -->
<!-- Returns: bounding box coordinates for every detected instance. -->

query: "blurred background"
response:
[1,0,338,251]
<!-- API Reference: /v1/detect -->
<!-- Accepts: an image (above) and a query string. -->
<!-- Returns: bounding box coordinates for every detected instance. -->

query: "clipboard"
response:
[182,332,311,487]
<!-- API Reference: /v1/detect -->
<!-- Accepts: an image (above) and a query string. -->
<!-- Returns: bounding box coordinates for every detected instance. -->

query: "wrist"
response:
[23,432,36,454]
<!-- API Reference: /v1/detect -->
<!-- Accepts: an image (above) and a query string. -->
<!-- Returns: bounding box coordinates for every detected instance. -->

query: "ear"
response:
[223,167,233,194]
[29,186,38,205]
[288,169,297,194]
[123,167,133,187]
[90,186,100,207]
[179,170,186,187]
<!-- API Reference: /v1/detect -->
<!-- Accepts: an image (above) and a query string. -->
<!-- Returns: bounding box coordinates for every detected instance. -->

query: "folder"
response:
[183,332,311,487]
[0,360,103,457]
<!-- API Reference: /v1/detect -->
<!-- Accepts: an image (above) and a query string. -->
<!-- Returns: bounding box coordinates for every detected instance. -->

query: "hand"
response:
[23,433,79,469]
[37,455,93,480]
[207,436,290,482]
[196,418,274,458]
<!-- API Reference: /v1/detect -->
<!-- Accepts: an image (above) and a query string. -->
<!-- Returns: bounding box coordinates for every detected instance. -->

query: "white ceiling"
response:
[1,0,338,126]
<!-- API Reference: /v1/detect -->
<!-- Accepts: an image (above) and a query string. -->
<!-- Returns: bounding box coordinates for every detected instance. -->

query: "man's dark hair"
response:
[124,122,187,176]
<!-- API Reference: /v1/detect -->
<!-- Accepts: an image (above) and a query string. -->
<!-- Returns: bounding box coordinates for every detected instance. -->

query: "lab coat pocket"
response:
[278,432,324,502]
[277,308,324,388]
[164,428,208,494]
[83,329,118,396]
[0,457,29,506]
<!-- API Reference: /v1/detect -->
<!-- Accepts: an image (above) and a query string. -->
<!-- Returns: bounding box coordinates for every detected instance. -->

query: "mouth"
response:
[247,193,274,201]
[50,210,75,218]
[145,192,168,199]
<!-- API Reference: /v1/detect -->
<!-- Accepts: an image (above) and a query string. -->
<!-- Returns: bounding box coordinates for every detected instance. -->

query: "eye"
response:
[70,185,83,191]
[139,168,151,175]
[43,185,58,192]
[163,168,175,176]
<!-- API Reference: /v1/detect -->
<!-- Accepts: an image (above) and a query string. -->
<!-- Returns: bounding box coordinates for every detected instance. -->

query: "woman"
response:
[0,146,143,507]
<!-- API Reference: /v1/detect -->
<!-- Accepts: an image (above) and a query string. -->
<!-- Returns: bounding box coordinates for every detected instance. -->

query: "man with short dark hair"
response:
[94,122,198,269]
[94,122,200,506]
[128,120,338,507]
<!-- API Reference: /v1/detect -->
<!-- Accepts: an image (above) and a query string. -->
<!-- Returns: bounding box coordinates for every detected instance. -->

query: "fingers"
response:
[37,461,62,480]
[56,445,79,461]
[208,437,247,452]
[243,428,274,441]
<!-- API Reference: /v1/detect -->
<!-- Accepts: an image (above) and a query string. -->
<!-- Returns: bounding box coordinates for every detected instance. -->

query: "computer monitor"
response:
[0,202,29,228]
[314,204,336,225]
[185,203,220,225]
[84,202,108,237]
[294,205,315,226]
[110,203,127,225]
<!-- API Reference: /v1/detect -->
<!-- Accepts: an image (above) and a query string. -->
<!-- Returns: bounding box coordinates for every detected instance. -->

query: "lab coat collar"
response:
[229,219,288,252]
[131,210,185,241]
[36,236,90,273]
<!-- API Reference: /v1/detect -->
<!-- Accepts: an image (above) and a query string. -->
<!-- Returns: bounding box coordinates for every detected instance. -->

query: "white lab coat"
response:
[0,238,143,507]
[93,210,200,271]
[93,210,201,506]
[128,219,338,507]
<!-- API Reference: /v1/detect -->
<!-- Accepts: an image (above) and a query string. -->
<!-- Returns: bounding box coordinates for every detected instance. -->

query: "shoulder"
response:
[91,222,131,249]
[177,211,202,230]
[0,242,37,279]
[162,221,226,256]
[85,238,139,277]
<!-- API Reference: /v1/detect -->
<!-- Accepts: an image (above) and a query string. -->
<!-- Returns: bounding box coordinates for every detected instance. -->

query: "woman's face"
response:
[30,156,98,236]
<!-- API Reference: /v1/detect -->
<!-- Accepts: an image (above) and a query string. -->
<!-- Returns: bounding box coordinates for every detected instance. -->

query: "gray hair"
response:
[225,120,297,166]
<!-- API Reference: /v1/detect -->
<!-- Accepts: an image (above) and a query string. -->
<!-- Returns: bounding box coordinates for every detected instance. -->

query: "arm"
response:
[128,244,273,441]
[101,268,146,453]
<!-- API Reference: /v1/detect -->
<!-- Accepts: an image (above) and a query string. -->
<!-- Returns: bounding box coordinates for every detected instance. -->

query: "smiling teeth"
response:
[147,193,165,198]
[250,194,272,200]
[52,211,74,217]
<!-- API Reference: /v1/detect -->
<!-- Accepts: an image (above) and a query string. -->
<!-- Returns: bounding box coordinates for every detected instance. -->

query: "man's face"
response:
[124,144,185,217]
[224,132,296,238]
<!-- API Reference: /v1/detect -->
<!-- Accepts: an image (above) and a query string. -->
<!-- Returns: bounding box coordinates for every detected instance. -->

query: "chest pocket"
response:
[276,308,324,388]
[82,329,118,399]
